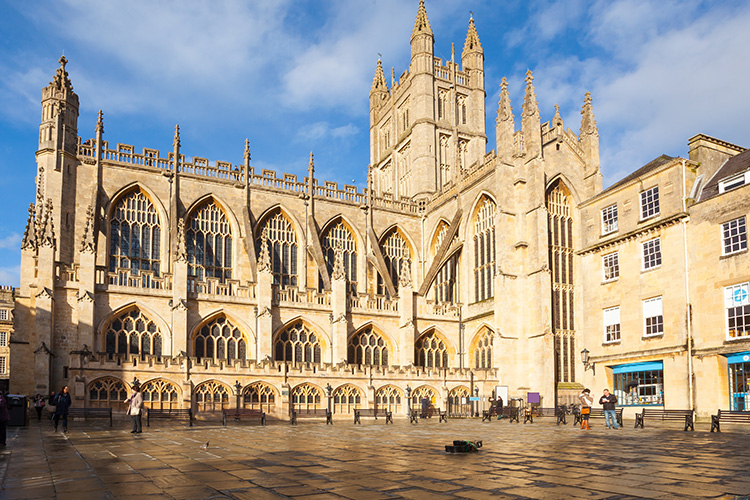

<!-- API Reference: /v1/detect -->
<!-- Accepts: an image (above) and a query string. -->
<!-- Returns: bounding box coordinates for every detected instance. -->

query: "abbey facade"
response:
[10,1,750,419]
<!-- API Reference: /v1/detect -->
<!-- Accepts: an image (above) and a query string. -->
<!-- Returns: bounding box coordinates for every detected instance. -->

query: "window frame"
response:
[603,306,621,344]
[643,296,664,338]
[0,331,6,347]
[602,251,619,283]
[640,186,660,221]
[601,204,618,235]
[722,216,748,256]
[725,282,750,340]
[719,172,749,194]
[642,237,662,271]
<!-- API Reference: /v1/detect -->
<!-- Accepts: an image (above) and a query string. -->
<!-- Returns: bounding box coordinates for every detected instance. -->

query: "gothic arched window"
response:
[332,385,362,414]
[377,228,411,297]
[88,377,128,411]
[439,135,451,186]
[291,383,322,411]
[375,385,403,414]
[415,331,448,369]
[274,322,322,365]
[431,221,458,304]
[257,210,298,288]
[473,197,496,302]
[193,315,247,362]
[410,386,437,408]
[321,220,357,293]
[242,382,276,412]
[473,329,493,369]
[348,327,389,366]
[109,189,161,274]
[141,379,179,410]
[448,386,471,417]
[103,308,162,360]
[194,381,231,413]
[186,199,232,282]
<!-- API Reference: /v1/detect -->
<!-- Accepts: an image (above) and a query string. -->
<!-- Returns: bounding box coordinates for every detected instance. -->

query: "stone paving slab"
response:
[1,418,750,499]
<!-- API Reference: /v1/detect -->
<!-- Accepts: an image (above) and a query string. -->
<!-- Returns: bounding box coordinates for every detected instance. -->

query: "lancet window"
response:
[348,327,389,366]
[439,135,451,186]
[375,386,403,414]
[274,322,322,365]
[193,315,247,363]
[377,228,411,297]
[291,383,322,411]
[186,199,232,282]
[321,220,357,293]
[431,221,458,304]
[103,308,162,360]
[109,189,161,275]
[398,144,411,199]
[333,385,362,414]
[140,379,179,410]
[194,381,231,413]
[473,197,496,302]
[88,377,128,411]
[547,180,576,384]
[415,332,449,369]
[473,329,493,369]
[448,386,471,417]
[410,386,437,408]
[242,383,276,412]
[257,210,298,288]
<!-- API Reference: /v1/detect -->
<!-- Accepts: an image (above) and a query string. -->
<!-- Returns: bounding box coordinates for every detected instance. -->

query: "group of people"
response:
[578,388,619,429]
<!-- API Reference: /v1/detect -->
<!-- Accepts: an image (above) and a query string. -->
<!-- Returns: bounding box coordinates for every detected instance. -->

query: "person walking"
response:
[52,386,71,433]
[579,388,593,430]
[125,383,144,434]
[599,388,619,429]
[33,394,45,421]
[0,392,9,446]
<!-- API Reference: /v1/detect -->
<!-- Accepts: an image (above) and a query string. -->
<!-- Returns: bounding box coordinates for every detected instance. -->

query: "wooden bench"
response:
[222,408,266,426]
[68,407,113,426]
[482,406,499,421]
[635,408,693,431]
[415,407,447,423]
[146,408,193,427]
[710,410,750,432]
[291,408,332,425]
[523,407,566,425]
[573,408,623,427]
[353,408,393,424]
[483,406,520,423]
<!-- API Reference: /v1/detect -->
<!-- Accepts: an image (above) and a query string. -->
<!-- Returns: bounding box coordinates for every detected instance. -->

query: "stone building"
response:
[10,1,747,419]
[0,286,13,394]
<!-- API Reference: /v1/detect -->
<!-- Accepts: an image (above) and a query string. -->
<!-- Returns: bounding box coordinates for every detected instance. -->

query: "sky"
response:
[0,0,749,287]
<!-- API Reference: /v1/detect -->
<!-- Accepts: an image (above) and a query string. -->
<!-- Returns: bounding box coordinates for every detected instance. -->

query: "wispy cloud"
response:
[0,234,21,250]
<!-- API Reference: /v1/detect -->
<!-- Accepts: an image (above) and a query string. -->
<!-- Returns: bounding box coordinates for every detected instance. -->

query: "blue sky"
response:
[1,0,749,287]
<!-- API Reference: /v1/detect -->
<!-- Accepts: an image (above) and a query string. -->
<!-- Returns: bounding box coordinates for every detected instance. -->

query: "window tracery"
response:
[193,315,247,362]
[195,381,231,412]
[257,210,298,288]
[140,379,179,410]
[321,220,357,293]
[375,385,403,414]
[473,197,496,302]
[103,308,162,360]
[332,385,362,414]
[415,331,448,369]
[291,383,322,411]
[473,329,493,369]
[274,322,322,365]
[186,200,232,282]
[378,228,411,297]
[88,377,128,411]
[348,327,389,366]
[242,382,276,412]
[109,189,161,275]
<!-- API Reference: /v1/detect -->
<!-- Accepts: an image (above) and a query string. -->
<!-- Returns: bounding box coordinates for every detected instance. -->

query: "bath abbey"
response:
[8,1,750,419]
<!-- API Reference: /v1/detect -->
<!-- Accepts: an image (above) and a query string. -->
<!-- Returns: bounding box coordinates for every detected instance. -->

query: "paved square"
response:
[2,417,750,499]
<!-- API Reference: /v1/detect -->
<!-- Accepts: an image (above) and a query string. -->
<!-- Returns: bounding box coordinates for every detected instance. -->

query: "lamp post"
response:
[234,380,242,411]
[406,385,412,416]
[474,387,479,417]
[581,348,595,375]
[325,383,332,415]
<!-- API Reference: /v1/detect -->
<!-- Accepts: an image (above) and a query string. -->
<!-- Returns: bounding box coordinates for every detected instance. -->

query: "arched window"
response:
[378,228,411,297]
[141,379,179,410]
[242,382,276,413]
[103,308,162,360]
[439,135,451,186]
[448,386,471,417]
[109,189,161,275]
[431,221,458,304]
[88,377,128,411]
[348,327,389,366]
[321,220,357,293]
[332,385,362,414]
[548,179,576,384]
[274,322,322,365]
[291,383,322,411]
[410,386,437,409]
[257,210,298,288]
[194,381,231,413]
[473,197,496,302]
[375,386,403,414]
[186,200,232,282]
[473,329,493,369]
[193,315,248,362]
[415,331,449,369]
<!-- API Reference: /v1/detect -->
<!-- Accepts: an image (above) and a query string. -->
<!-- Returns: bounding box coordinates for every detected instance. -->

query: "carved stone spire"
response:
[580,92,598,137]
[244,138,251,164]
[412,0,432,38]
[463,15,482,54]
[51,55,74,93]
[40,198,56,249]
[96,109,104,133]
[79,205,96,254]
[522,70,539,118]
[175,218,187,263]
[370,58,388,94]
[399,259,412,288]
[522,70,542,158]
[258,227,271,273]
[496,78,515,162]
[497,78,513,123]
[553,104,563,129]
[21,203,37,252]
[331,244,346,281]
[173,124,181,149]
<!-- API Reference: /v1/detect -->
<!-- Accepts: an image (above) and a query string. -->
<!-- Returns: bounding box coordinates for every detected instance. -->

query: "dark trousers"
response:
[53,413,68,431]
[131,414,142,433]
[0,421,6,445]
[35,407,43,420]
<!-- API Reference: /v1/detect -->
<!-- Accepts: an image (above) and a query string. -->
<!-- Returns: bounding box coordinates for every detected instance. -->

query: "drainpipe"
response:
[681,159,694,411]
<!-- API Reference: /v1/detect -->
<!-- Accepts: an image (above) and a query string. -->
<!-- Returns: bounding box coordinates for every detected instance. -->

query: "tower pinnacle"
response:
[412,0,432,39]
[463,15,482,53]
[370,58,388,94]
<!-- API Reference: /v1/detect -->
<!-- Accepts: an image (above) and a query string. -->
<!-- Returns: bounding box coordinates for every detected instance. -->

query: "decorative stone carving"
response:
[35,287,54,301]
[175,218,187,263]
[399,259,412,288]
[34,341,54,356]
[258,227,271,273]
[522,70,539,118]
[39,198,56,249]
[331,244,346,281]
[171,298,188,312]
[21,203,37,252]
[258,306,272,318]
[76,290,95,303]
[79,205,96,254]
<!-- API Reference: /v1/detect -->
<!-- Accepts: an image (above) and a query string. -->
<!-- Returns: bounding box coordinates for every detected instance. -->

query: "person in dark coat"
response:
[0,392,10,446]
[53,386,72,433]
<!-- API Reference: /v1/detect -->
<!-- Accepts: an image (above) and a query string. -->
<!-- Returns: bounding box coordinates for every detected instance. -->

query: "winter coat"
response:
[126,391,145,416]
[53,393,72,416]
[599,394,617,411]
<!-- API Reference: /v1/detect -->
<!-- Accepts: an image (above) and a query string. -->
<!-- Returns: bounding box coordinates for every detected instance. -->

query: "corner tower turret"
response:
[39,56,79,157]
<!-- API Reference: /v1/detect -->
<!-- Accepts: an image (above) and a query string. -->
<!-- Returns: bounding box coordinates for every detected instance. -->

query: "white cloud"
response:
[0,266,20,287]
[0,234,21,250]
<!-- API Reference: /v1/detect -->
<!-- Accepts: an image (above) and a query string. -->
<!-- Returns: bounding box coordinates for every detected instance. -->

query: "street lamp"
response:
[234,380,242,411]
[581,348,596,375]
[474,387,479,417]
[406,385,412,415]
[325,383,332,414]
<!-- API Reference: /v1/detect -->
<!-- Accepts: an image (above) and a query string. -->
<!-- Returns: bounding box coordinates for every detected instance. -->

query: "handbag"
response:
[580,407,591,415]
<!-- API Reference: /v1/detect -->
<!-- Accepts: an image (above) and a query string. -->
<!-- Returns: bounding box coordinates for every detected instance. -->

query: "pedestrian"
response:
[0,392,9,446]
[579,388,593,430]
[125,383,144,434]
[599,388,619,429]
[33,394,45,421]
[52,386,71,433]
